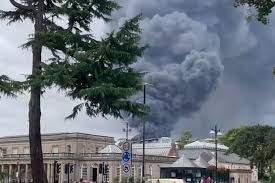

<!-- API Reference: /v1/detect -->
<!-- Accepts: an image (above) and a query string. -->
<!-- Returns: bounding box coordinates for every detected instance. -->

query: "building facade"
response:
[0,133,177,183]
[0,132,114,183]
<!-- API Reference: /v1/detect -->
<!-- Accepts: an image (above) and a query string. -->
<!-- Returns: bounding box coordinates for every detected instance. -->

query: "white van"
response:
[146,179,186,183]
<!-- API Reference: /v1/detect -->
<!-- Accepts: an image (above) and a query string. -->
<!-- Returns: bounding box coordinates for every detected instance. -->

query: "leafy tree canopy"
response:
[220,125,275,179]
[177,130,192,149]
[234,0,275,24]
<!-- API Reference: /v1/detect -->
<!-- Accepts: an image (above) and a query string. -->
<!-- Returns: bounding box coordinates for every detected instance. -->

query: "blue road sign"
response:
[122,152,130,162]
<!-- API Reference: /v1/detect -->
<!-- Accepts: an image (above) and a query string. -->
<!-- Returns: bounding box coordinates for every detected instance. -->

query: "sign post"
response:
[121,141,131,177]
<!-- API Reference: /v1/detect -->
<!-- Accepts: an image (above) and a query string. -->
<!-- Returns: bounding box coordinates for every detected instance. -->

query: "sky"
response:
[0,0,275,140]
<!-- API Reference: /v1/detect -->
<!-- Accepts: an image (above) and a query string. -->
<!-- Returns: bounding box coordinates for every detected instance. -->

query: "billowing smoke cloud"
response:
[109,0,275,138]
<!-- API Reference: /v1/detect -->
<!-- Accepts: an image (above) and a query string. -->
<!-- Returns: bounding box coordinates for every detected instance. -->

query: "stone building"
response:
[0,133,177,183]
[161,140,258,183]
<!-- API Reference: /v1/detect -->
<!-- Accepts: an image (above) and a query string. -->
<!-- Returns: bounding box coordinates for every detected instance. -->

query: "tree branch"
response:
[9,0,32,10]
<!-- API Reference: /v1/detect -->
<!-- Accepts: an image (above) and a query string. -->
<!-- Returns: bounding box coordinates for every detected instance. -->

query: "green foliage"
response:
[0,75,22,98]
[113,176,119,183]
[221,125,275,179]
[234,0,275,24]
[121,177,128,183]
[177,130,192,149]
[135,177,141,183]
[128,176,135,183]
[0,171,7,181]
[0,0,147,120]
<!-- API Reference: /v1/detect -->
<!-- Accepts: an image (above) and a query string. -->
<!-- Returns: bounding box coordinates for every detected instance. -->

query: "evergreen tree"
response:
[0,1,146,182]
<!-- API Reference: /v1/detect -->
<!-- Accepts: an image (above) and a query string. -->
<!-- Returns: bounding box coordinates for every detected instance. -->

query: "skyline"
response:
[1,0,275,139]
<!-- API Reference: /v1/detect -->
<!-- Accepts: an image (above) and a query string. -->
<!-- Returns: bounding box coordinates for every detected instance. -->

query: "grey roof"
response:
[170,155,198,168]
[194,154,210,168]
[184,141,229,151]
[99,145,173,157]
[182,149,250,165]
[100,145,122,154]
[133,148,172,157]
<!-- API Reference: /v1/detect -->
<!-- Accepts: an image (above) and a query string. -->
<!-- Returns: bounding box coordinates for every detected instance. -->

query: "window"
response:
[138,167,142,178]
[52,146,59,153]
[116,166,121,181]
[67,145,71,153]
[149,165,153,176]
[82,145,86,153]
[95,147,99,153]
[131,166,135,178]
[81,166,88,180]
[2,148,7,154]
[104,166,110,183]
[0,147,7,156]
[12,147,18,154]
[23,147,29,154]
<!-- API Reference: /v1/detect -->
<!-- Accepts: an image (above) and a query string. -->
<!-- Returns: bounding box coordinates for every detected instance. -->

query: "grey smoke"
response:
[110,0,275,138]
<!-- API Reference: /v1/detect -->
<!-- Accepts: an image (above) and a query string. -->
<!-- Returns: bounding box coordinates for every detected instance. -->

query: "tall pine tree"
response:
[0,1,146,182]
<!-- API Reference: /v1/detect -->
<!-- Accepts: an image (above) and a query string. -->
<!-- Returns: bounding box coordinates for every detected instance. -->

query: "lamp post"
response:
[123,122,131,141]
[142,83,152,183]
[210,125,222,183]
[142,84,146,183]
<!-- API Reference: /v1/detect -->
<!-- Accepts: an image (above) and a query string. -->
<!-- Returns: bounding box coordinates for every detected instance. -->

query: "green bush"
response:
[113,176,119,183]
[128,177,134,183]
[135,177,141,183]
[121,177,128,183]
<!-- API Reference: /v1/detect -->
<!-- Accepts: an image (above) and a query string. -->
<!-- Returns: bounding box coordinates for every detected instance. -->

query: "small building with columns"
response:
[0,133,177,183]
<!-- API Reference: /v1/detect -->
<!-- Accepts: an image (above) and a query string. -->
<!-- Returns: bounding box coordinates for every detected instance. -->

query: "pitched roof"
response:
[182,149,249,165]
[194,154,210,168]
[170,155,198,168]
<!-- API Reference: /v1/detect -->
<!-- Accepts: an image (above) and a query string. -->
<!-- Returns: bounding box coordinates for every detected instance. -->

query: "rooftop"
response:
[184,140,229,151]
[0,132,115,143]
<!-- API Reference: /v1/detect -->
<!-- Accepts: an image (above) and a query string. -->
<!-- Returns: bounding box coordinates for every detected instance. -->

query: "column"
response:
[60,163,64,183]
[25,164,29,183]
[1,164,3,172]
[8,164,12,182]
[87,166,91,181]
[47,164,51,182]
[17,164,20,183]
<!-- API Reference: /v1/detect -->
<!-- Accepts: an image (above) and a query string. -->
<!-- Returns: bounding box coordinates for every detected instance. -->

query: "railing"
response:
[0,153,177,163]
[79,153,177,162]
[0,153,76,159]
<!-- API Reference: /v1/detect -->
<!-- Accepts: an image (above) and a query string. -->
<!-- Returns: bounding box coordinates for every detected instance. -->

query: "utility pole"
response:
[215,125,218,183]
[142,84,146,183]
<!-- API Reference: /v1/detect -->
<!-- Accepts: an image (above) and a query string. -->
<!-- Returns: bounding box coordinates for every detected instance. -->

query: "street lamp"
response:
[142,83,152,183]
[210,125,222,183]
[122,122,132,141]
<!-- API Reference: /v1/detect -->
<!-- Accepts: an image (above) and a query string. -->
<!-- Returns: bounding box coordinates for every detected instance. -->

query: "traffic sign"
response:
[122,163,130,174]
[121,141,132,177]
[122,141,131,151]
[122,152,131,162]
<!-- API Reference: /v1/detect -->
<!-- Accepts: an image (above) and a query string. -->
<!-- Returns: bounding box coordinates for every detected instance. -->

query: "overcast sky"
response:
[1,0,275,140]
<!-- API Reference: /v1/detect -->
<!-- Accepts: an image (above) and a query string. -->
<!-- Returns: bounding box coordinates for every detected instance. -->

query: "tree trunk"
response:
[29,0,48,183]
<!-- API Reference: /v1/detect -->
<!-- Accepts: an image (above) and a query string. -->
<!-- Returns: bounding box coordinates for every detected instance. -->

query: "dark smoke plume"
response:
[109,0,275,138]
